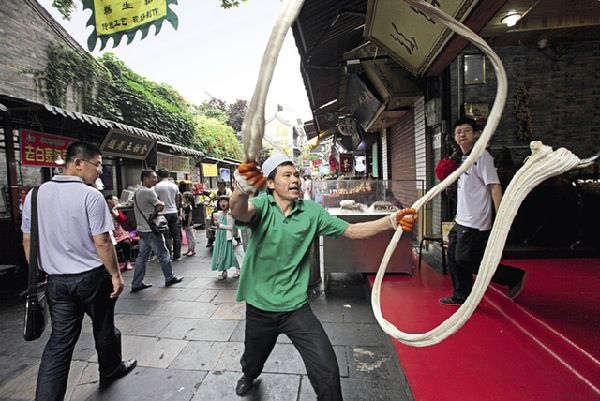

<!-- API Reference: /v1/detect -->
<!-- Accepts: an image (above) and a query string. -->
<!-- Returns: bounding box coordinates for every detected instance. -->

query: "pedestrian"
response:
[21,141,136,400]
[182,192,196,256]
[105,194,134,270]
[439,118,527,305]
[203,178,241,246]
[231,154,417,399]
[154,167,182,260]
[132,169,183,292]
[210,196,240,279]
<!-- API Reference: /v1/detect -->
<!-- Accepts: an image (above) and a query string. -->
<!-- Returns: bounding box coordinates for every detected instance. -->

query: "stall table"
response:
[322,209,413,280]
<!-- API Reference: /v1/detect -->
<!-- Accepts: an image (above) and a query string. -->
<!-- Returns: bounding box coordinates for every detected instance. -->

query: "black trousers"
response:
[36,267,122,401]
[447,223,525,301]
[115,238,132,262]
[241,303,343,401]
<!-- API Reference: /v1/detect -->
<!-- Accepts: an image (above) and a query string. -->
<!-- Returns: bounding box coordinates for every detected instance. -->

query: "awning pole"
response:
[1,104,21,226]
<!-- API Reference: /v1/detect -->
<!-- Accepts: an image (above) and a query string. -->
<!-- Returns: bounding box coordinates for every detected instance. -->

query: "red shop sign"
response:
[20,130,75,167]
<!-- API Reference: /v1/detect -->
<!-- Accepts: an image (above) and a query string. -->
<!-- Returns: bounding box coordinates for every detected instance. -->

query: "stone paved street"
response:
[0,236,414,401]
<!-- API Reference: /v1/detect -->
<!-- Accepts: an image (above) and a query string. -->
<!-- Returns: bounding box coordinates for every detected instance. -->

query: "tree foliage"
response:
[93,53,197,147]
[194,116,243,160]
[27,44,243,159]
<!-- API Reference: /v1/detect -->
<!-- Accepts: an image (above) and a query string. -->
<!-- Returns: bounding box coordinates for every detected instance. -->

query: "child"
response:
[210,196,240,279]
[182,192,196,256]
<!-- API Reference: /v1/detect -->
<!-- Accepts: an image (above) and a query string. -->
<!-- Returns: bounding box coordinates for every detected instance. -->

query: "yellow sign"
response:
[202,163,218,177]
[93,0,168,35]
[158,153,189,172]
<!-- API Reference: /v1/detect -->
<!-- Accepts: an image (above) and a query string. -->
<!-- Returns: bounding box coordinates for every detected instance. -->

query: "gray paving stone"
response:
[213,342,244,371]
[211,303,245,320]
[114,314,173,337]
[184,319,239,341]
[195,289,219,303]
[157,317,201,340]
[116,335,188,369]
[169,341,228,371]
[210,289,238,303]
[151,300,217,319]
[141,287,204,302]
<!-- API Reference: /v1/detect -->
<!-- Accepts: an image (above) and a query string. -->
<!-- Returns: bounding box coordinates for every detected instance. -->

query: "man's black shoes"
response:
[439,296,465,305]
[165,276,184,286]
[235,375,254,395]
[507,271,528,299]
[131,283,152,292]
[99,359,137,388]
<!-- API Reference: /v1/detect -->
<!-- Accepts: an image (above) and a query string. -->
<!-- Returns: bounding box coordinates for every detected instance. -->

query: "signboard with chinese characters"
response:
[100,129,155,159]
[20,130,76,167]
[340,153,354,174]
[83,0,178,51]
[365,0,480,76]
[202,163,218,177]
[158,153,189,173]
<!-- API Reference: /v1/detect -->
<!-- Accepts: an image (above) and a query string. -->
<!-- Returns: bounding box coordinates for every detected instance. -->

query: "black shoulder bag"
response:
[23,186,50,341]
[133,191,169,235]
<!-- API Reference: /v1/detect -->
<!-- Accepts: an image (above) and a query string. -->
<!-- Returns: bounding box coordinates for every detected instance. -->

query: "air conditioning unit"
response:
[425,98,442,127]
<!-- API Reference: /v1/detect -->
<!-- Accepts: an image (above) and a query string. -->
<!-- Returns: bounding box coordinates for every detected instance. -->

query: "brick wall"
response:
[0,0,85,213]
[0,0,85,102]
[449,40,600,164]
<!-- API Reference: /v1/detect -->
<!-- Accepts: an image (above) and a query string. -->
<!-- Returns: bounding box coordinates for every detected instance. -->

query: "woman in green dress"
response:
[210,196,240,279]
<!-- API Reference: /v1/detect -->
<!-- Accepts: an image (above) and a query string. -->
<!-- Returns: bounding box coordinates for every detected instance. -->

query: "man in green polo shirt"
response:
[231,154,417,399]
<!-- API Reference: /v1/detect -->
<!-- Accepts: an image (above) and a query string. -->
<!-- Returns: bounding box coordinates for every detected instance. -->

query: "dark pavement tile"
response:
[85,366,206,401]
[323,322,391,347]
[191,370,301,401]
[114,298,162,315]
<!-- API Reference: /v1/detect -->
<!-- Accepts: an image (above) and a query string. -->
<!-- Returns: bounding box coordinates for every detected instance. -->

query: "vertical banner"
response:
[339,153,354,174]
[220,168,231,182]
[83,0,178,51]
[20,130,76,167]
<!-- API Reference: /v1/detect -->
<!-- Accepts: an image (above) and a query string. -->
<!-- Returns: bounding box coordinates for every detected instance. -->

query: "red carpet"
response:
[368,258,600,401]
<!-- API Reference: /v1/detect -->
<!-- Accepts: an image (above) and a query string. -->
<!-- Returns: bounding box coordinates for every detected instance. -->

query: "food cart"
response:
[313,179,416,282]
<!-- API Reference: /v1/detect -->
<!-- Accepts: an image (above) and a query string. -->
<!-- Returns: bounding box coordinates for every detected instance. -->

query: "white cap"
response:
[262,154,292,178]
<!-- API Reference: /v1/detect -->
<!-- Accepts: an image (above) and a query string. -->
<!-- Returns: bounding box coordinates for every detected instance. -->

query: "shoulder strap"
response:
[133,190,152,225]
[28,186,41,297]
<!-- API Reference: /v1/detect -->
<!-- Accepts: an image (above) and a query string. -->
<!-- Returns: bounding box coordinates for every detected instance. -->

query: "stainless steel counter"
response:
[322,209,414,277]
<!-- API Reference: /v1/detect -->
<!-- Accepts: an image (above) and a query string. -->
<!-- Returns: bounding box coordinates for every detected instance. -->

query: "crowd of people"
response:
[22,117,523,400]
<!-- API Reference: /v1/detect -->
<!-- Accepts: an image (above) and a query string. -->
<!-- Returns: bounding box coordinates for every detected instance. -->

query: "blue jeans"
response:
[133,230,175,287]
[36,267,121,401]
[162,212,181,259]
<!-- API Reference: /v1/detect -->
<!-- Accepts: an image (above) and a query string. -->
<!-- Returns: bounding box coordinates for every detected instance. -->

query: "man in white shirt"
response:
[155,168,182,260]
[440,118,527,305]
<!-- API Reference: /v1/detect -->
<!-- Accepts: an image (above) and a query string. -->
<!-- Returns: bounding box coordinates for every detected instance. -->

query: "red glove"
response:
[390,208,418,231]
[234,162,266,196]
